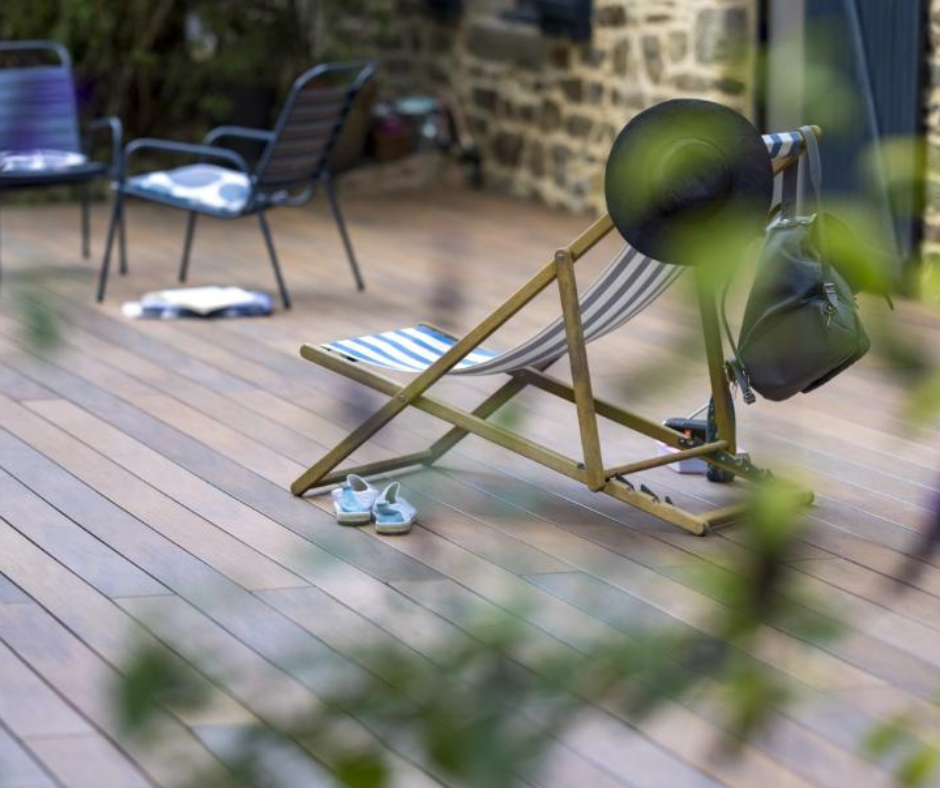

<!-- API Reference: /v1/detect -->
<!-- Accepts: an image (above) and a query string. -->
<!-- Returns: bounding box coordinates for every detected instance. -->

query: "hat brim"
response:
[604,99,773,265]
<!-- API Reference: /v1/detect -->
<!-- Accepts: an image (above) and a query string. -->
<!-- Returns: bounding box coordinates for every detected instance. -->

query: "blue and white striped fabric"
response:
[764,131,802,160]
[324,130,806,377]
[326,324,500,373]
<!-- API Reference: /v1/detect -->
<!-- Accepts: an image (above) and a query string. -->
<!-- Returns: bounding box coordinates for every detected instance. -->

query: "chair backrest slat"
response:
[0,42,80,153]
[255,61,375,194]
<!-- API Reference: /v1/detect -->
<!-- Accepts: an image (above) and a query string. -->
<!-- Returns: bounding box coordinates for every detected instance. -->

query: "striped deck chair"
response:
[291,129,816,535]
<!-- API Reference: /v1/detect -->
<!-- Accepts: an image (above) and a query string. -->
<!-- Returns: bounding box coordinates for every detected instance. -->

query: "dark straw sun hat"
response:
[604,99,774,265]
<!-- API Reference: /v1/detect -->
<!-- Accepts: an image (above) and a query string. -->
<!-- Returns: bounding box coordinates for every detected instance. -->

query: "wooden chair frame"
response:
[291,152,814,536]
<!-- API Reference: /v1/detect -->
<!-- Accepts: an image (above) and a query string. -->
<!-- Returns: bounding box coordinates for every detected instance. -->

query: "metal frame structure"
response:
[289,135,815,536]
[0,40,122,281]
[97,60,376,307]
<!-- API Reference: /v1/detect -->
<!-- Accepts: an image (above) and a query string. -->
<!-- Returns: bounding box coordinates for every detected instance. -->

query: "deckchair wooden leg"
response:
[696,267,735,452]
[517,368,687,446]
[555,248,604,490]
[604,477,710,536]
[426,375,532,462]
[313,450,436,489]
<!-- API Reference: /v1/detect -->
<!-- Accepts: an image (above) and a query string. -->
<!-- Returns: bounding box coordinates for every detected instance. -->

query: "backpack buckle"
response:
[726,360,756,405]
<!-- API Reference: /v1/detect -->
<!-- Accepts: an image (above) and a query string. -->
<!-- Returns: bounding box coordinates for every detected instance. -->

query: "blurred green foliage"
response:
[0,0,379,140]
[10,278,61,352]
[116,641,211,737]
[116,485,829,788]
[864,712,940,788]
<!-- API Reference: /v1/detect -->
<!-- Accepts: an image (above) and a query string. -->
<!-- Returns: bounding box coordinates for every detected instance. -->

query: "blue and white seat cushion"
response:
[0,149,87,173]
[124,164,252,216]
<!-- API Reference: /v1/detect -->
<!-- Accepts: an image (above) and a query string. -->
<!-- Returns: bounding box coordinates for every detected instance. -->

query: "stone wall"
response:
[351,0,757,213]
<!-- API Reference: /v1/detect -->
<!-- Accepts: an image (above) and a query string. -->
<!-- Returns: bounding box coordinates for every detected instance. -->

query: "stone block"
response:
[566,114,593,137]
[581,46,606,68]
[560,77,584,103]
[642,35,664,83]
[696,7,749,65]
[668,31,688,63]
[466,17,549,70]
[550,45,571,70]
[713,75,747,95]
[673,72,710,92]
[587,81,604,104]
[494,132,525,167]
[613,39,633,76]
[540,99,563,131]
[596,5,628,27]
[527,141,545,177]
[473,88,498,112]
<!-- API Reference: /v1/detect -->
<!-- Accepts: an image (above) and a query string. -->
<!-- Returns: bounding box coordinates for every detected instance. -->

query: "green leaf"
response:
[13,285,60,353]
[899,747,940,788]
[862,719,905,758]
[114,644,209,736]
[334,752,388,788]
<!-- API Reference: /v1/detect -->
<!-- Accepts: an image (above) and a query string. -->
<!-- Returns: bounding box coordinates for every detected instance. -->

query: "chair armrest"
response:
[118,138,251,183]
[202,125,275,147]
[84,116,123,175]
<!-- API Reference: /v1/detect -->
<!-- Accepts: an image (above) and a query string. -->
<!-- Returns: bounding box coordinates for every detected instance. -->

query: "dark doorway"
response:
[761,0,928,271]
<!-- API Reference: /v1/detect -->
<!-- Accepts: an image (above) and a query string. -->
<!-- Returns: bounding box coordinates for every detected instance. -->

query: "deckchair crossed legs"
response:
[291,131,815,535]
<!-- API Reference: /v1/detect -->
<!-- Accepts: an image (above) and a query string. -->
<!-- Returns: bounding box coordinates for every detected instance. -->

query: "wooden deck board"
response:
[0,191,937,786]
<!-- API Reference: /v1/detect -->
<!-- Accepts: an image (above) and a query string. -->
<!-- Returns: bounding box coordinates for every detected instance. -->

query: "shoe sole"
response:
[336,510,372,526]
[374,517,416,536]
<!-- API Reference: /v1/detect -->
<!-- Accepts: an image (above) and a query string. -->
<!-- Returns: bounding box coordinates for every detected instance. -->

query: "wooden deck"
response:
[0,187,937,788]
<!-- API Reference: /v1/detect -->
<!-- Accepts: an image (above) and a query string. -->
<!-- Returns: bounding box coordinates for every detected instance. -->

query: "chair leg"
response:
[257,211,291,309]
[80,184,91,259]
[323,174,365,291]
[179,211,198,282]
[97,192,122,302]
[118,198,128,275]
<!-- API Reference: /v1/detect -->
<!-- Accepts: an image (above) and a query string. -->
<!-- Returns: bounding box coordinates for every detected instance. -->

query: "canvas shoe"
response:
[372,482,417,535]
[331,475,379,525]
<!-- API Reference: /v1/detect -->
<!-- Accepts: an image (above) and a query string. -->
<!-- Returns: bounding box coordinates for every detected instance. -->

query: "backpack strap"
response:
[779,153,800,221]
[799,125,835,287]
[719,272,756,404]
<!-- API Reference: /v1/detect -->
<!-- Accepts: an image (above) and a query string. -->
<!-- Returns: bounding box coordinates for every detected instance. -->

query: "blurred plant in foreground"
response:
[9,276,62,354]
[114,481,830,788]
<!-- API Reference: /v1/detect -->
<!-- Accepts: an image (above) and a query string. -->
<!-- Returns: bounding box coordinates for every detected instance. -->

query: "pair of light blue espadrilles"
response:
[331,475,416,535]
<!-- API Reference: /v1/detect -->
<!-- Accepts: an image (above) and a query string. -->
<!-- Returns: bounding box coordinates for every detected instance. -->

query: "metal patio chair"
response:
[0,40,122,282]
[290,130,816,536]
[97,60,376,308]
